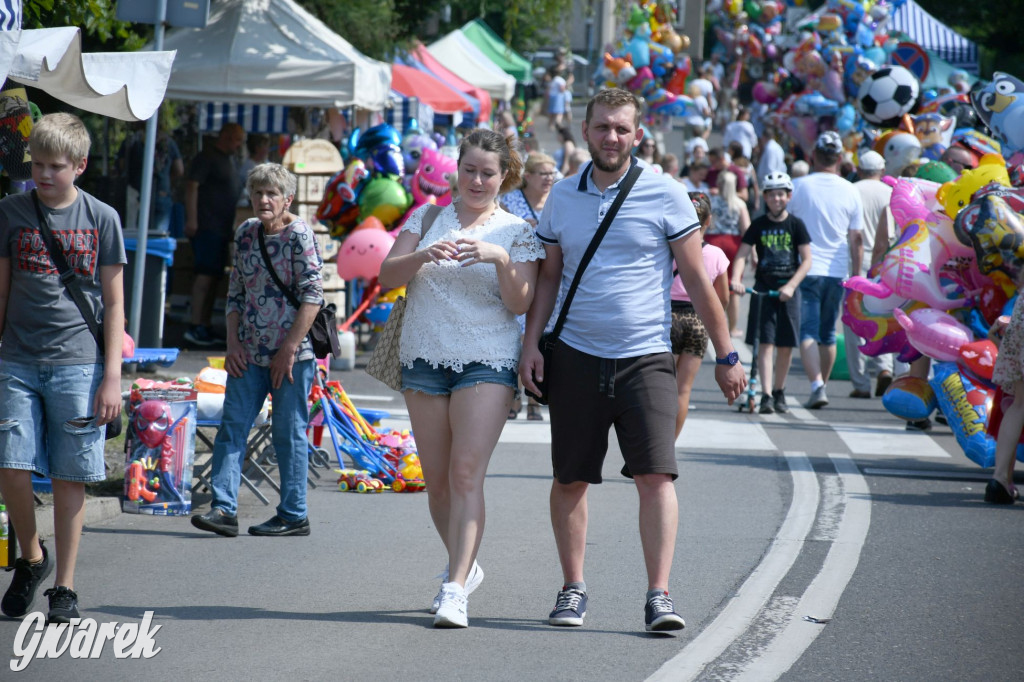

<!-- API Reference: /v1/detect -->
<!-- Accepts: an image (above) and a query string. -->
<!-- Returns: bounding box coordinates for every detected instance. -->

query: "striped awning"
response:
[890,0,979,73]
[384,90,435,133]
[198,102,291,133]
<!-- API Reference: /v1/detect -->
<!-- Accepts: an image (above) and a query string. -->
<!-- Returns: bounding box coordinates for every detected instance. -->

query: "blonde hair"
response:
[30,113,90,163]
[524,152,556,174]
[718,171,744,215]
[246,162,297,197]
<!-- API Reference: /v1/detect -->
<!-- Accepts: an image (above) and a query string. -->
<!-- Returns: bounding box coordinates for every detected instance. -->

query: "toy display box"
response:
[122,379,198,516]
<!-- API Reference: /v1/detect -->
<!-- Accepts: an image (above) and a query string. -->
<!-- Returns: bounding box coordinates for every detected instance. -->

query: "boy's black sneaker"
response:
[772,389,789,413]
[645,591,686,632]
[759,394,774,414]
[44,586,79,624]
[1,542,53,618]
[184,325,216,347]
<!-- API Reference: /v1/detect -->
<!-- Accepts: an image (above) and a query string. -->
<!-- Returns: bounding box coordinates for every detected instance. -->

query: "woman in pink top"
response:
[669,192,730,437]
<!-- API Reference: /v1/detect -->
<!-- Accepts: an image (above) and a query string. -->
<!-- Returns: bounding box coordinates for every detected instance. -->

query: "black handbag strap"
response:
[31,190,104,348]
[549,161,643,340]
[257,222,304,311]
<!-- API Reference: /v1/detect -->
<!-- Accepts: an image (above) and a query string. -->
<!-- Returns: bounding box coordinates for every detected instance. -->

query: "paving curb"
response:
[33,496,122,539]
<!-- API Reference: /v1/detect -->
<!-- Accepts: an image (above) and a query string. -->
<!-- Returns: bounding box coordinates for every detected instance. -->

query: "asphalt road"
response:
[3,295,1021,680]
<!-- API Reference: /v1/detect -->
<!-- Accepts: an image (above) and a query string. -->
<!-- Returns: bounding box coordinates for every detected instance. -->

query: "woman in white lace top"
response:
[379,130,545,628]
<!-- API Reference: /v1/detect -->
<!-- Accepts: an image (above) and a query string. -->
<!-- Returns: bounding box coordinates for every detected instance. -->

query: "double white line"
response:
[650,451,872,681]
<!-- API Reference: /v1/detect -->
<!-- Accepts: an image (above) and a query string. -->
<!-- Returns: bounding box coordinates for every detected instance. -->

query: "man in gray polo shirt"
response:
[520,88,745,633]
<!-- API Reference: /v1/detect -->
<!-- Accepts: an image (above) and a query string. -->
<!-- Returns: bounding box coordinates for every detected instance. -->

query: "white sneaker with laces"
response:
[433,582,468,628]
[430,561,483,614]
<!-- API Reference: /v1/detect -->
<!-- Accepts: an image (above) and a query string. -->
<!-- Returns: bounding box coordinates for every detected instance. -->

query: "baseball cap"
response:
[857,150,885,172]
[815,131,843,154]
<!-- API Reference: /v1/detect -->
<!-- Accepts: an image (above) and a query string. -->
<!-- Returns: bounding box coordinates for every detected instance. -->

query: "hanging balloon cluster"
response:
[317,121,460,331]
[596,2,698,119]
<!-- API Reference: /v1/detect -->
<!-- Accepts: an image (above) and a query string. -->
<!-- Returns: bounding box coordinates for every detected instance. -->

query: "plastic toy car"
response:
[336,469,385,493]
[391,477,426,493]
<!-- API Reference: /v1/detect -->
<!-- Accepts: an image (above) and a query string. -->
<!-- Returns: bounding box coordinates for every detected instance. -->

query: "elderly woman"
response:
[191,162,323,539]
[380,129,544,628]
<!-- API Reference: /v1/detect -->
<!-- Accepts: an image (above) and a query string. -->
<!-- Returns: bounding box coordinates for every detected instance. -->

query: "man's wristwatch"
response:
[716,351,740,366]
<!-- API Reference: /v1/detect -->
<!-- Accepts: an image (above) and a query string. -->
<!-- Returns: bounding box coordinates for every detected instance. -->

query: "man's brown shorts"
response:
[548,341,679,484]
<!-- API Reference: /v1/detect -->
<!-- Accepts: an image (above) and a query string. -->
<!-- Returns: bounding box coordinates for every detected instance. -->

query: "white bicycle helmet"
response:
[762,171,793,192]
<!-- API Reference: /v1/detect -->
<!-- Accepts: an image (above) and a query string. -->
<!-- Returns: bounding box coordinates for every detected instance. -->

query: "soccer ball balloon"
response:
[857,66,920,125]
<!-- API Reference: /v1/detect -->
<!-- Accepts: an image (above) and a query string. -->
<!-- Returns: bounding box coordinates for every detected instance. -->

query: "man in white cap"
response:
[845,150,903,398]
[787,131,863,409]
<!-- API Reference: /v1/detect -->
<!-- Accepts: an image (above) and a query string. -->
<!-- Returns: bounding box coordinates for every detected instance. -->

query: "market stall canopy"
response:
[890,0,979,74]
[158,0,391,110]
[409,42,491,123]
[391,63,472,115]
[427,30,516,102]
[458,19,532,83]
[1,26,175,121]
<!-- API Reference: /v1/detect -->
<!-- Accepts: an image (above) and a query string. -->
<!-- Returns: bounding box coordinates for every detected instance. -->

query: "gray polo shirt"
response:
[536,161,700,358]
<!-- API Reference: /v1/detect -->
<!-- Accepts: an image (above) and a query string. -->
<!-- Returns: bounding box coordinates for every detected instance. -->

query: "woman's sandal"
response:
[527,405,544,421]
[508,407,520,420]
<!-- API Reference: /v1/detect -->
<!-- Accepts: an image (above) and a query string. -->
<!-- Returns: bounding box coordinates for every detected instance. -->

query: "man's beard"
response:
[588,142,631,173]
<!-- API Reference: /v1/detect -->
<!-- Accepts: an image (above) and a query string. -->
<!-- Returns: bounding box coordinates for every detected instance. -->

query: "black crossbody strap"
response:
[31,190,104,348]
[257,223,303,310]
[549,161,643,340]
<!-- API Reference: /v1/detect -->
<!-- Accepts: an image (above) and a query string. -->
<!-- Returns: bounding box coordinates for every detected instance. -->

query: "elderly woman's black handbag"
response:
[258,226,341,359]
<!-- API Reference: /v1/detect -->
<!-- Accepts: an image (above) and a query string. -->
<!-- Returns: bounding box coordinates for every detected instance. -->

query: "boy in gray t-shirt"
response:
[0,113,127,624]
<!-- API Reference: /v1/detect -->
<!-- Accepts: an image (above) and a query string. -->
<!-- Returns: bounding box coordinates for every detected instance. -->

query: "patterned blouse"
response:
[227,217,324,367]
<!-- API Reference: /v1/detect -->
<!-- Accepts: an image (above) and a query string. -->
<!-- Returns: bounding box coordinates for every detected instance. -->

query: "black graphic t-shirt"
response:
[742,214,811,289]
[0,190,126,364]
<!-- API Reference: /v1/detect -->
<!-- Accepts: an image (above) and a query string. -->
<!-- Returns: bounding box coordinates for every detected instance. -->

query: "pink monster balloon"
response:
[893,307,973,362]
[336,228,395,281]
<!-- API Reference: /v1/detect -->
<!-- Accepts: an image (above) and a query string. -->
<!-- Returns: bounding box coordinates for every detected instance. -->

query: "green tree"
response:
[23,0,148,51]
[914,1,1024,77]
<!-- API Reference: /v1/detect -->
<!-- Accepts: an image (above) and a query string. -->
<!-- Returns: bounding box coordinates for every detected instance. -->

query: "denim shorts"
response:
[0,361,107,482]
[401,359,518,396]
[799,276,845,345]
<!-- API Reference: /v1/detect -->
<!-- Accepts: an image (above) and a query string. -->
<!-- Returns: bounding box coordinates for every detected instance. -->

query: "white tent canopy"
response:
[0,26,175,121]
[160,0,391,110]
[427,30,516,102]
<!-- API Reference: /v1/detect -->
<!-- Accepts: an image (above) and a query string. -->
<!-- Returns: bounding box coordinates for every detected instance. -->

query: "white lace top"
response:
[399,203,545,372]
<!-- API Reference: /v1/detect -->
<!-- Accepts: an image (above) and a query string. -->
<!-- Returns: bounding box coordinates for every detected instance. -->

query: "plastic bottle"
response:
[0,504,8,567]
[331,330,356,371]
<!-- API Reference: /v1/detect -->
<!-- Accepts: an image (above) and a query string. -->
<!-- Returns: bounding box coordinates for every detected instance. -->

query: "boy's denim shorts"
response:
[401,359,518,396]
[0,361,108,483]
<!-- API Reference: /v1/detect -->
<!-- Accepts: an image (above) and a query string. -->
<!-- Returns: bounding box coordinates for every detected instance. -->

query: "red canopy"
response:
[411,42,493,124]
[391,63,472,116]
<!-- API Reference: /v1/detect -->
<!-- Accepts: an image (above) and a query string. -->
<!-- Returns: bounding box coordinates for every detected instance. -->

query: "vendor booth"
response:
[458,19,533,83]
[890,0,979,74]
[427,30,516,102]
[408,42,492,124]
[159,0,391,110]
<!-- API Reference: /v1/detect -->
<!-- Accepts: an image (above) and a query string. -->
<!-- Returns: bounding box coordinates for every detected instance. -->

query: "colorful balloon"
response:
[930,362,996,468]
[893,307,973,362]
[881,376,937,421]
[335,227,395,281]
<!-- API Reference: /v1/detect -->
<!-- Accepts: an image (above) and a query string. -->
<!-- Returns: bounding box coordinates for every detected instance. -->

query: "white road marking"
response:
[732,453,871,681]
[647,452,819,681]
[831,422,950,458]
[678,417,777,451]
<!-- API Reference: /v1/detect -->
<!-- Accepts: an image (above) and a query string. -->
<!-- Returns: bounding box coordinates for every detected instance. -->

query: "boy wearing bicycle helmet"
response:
[729,172,812,413]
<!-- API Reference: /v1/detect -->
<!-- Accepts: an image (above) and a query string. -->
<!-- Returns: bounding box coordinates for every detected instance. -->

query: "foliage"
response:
[916,1,1024,78]
[23,0,148,51]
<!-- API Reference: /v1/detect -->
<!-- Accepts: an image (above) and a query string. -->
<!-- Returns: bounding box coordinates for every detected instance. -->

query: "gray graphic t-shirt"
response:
[0,190,126,365]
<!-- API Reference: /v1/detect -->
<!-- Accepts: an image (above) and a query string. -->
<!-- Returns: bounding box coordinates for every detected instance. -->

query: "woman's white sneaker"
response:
[433,583,468,628]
